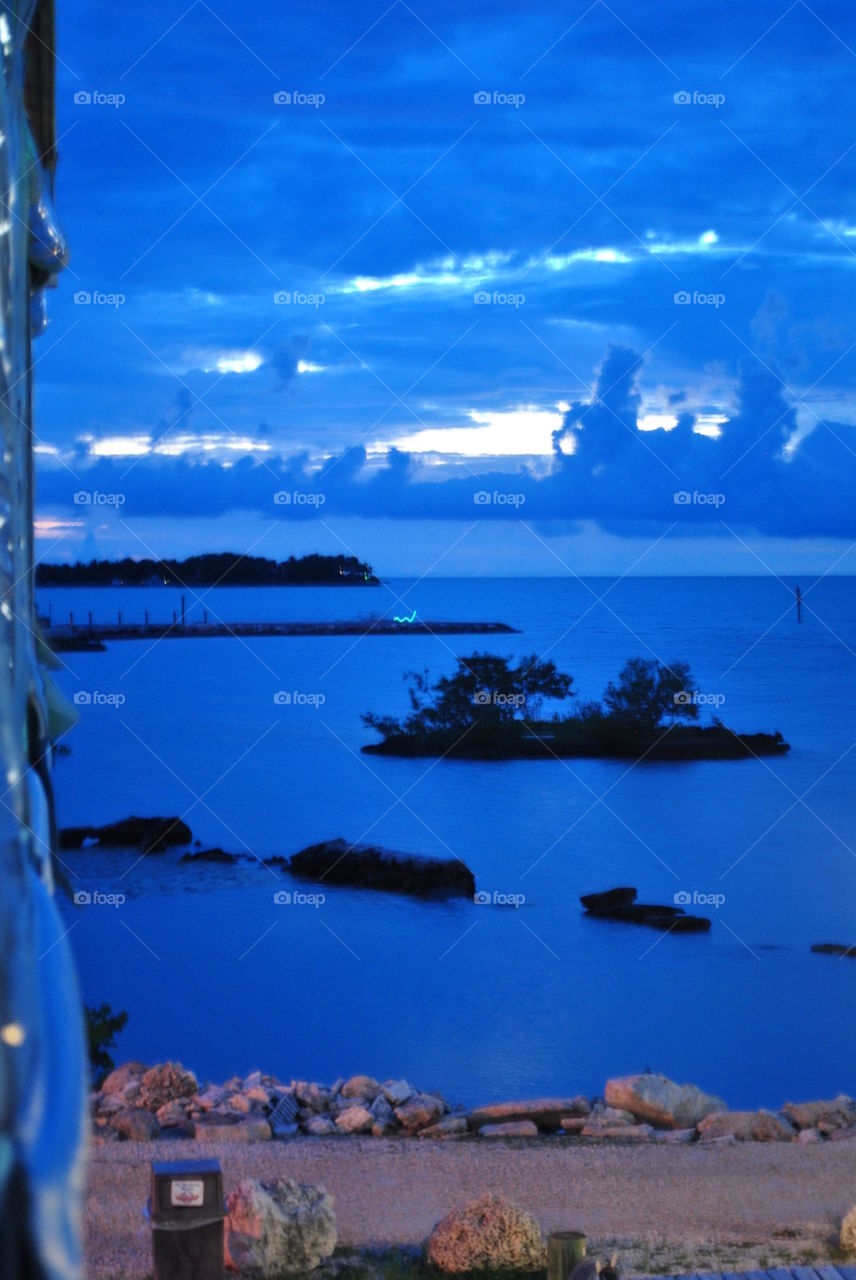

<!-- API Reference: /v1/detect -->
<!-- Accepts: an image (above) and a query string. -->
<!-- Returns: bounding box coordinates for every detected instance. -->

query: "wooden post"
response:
[203,608,207,625]
[796,584,802,623]
[548,1232,587,1280]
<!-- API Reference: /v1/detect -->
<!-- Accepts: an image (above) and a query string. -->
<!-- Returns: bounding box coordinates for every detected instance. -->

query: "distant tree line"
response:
[36,553,379,587]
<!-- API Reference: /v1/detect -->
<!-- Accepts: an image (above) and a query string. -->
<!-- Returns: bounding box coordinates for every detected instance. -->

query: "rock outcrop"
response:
[288,838,476,898]
[59,815,192,852]
[581,887,711,932]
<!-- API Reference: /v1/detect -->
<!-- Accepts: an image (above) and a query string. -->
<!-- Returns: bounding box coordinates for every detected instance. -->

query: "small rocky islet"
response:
[90,1064,856,1147]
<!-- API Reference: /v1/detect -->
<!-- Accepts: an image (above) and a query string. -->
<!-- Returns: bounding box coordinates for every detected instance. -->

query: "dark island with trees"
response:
[36,552,380,587]
[362,654,789,761]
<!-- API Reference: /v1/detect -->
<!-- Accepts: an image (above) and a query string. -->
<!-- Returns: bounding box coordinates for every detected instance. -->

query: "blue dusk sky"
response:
[33,0,856,574]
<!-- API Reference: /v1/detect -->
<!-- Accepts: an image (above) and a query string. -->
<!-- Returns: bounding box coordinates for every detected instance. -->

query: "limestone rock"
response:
[696,1110,794,1142]
[340,1074,381,1100]
[394,1093,445,1134]
[479,1120,539,1138]
[604,1073,725,1129]
[427,1195,545,1273]
[782,1095,856,1133]
[383,1079,414,1106]
[302,1115,338,1137]
[418,1117,469,1139]
[335,1106,373,1134]
[139,1062,198,1111]
[468,1096,589,1132]
[581,1122,653,1141]
[841,1207,856,1253]
[194,1118,271,1142]
[112,1110,160,1141]
[101,1062,146,1095]
[225,1177,336,1275]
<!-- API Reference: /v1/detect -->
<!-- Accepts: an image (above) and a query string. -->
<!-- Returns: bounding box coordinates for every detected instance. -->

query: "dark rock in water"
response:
[59,816,192,853]
[811,943,856,958]
[262,855,290,868]
[580,887,637,912]
[179,847,239,864]
[289,838,475,898]
[581,886,710,933]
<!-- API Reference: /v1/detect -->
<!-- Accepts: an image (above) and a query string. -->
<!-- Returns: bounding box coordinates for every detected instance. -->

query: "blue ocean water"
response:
[42,577,856,1108]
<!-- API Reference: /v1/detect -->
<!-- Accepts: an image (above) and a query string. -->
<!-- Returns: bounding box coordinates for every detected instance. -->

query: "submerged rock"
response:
[59,815,192,852]
[179,846,239,864]
[289,838,475,898]
[581,887,711,932]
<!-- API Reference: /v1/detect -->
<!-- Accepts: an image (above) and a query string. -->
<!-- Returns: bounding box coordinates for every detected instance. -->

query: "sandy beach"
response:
[85,1134,856,1280]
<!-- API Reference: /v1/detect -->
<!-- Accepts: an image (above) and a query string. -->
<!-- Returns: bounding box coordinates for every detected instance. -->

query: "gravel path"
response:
[85,1135,856,1280]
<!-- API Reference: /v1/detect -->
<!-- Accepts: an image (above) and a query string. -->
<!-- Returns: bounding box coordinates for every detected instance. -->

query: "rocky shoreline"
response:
[91,1065,856,1148]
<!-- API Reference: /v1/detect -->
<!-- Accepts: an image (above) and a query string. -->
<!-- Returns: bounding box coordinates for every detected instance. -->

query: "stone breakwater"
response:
[90,1065,856,1146]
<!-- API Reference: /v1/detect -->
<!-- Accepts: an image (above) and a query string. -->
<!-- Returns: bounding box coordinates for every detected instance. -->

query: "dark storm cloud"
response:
[37,343,856,537]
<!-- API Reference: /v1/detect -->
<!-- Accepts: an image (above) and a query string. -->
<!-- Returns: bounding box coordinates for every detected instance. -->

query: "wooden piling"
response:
[547,1231,587,1280]
[796,584,802,623]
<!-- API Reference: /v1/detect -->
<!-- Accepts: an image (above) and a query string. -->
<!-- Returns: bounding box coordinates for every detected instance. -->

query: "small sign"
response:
[170,1179,204,1208]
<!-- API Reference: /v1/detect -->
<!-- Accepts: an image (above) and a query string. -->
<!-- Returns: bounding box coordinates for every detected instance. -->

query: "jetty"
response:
[45,615,518,651]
